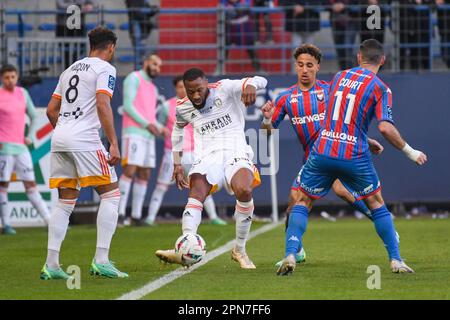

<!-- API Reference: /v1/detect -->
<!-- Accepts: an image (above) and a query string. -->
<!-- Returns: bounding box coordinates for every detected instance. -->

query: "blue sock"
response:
[285,205,308,257]
[371,205,401,261]
[351,199,372,220]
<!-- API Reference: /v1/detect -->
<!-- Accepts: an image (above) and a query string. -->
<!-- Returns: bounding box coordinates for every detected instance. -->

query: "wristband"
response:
[402,143,420,162]
[262,117,271,125]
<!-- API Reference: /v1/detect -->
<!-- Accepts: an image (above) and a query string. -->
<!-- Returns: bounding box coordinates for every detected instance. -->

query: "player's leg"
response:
[331,179,372,220]
[17,150,50,225]
[0,155,16,235]
[204,195,227,225]
[118,164,136,225]
[130,167,150,225]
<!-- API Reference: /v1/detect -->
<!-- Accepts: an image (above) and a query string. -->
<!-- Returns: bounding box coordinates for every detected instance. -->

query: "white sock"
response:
[118,175,132,217]
[46,198,77,269]
[182,198,203,235]
[204,195,218,220]
[131,179,147,220]
[234,199,254,252]
[147,183,169,223]
[26,187,50,225]
[95,189,120,264]
[0,187,10,227]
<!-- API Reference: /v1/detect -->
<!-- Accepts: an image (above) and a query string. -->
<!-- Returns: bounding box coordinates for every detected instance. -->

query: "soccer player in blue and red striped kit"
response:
[277,39,427,276]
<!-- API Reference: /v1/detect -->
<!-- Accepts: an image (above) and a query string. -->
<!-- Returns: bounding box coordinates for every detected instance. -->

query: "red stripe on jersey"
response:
[344,74,372,159]
[290,88,308,148]
[271,95,287,123]
[176,97,189,106]
[356,94,375,156]
[302,90,314,151]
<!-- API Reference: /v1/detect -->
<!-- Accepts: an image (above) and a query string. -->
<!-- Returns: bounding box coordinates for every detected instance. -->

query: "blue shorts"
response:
[296,152,381,200]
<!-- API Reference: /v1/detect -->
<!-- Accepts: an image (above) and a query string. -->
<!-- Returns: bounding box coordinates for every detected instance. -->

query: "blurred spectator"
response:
[125,0,159,70]
[223,0,262,72]
[328,0,360,70]
[358,0,388,44]
[399,0,433,70]
[254,0,274,44]
[280,1,322,49]
[56,0,98,68]
[436,0,450,68]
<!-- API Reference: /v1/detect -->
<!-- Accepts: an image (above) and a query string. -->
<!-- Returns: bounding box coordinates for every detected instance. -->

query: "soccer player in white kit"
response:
[146,76,227,226]
[156,68,267,269]
[40,27,128,279]
[0,64,51,235]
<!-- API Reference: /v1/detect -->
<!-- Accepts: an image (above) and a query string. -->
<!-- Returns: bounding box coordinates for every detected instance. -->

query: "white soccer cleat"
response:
[276,254,296,276]
[155,249,184,266]
[231,247,256,269]
[320,211,336,222]
[390,259,414,274]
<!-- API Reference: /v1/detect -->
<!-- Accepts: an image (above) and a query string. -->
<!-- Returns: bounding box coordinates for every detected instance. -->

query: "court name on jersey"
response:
[70,62,91,73]
[321,129,357,144]
[198,114,232,135]
[291,112,325,125]
[338,78,364,90]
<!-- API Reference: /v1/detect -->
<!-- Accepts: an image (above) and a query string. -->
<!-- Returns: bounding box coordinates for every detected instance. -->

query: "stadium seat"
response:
[6,23,33,32]
[86,22,116,31]
[120,23,129,31]
[38,23,56,31]
[117,55,134,64]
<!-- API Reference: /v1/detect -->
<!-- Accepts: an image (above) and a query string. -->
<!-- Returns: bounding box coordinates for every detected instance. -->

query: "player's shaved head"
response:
[183,68,206,82]
[359,39,385,65]
[183,68,208,109]
[143,54,162,79]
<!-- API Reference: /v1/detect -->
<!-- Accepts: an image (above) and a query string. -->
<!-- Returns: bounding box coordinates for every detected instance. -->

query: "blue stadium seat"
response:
[6,23,33,32]
[118,55,134,63]
[86,22,116,31]
[38,23,56,31]
[120,23,129,31]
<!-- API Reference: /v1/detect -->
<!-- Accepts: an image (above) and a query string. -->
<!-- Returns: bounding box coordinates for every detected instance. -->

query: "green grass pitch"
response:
[0,218,449,300]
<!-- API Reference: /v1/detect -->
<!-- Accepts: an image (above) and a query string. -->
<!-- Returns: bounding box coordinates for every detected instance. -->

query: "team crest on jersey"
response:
[108,75,116,90]
[316,90,324,102]
[214,98,222,108]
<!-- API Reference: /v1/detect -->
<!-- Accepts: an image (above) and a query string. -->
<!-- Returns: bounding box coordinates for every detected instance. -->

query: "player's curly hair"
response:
[293,44,322,64]
[0,64,17,75]
[183,68,206,82]
[88,27,117,51]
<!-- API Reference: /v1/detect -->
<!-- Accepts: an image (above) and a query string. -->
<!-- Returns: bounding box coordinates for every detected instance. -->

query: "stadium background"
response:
[1,0,449,222]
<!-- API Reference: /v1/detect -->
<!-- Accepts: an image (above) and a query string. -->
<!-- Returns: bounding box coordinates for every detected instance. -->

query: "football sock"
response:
[204,195,218,220]
[285,205,308,257]
[46,198,77,269]
[351,199,372,220]
[26,187,50,225]
[234,199,254,252]
[118,175,132,217]
[371,205,401,261]
[0,187,10,227]
[131,179,147,220]
[95,189,120,264]
[147,182,169,223]
[182,198,203,234]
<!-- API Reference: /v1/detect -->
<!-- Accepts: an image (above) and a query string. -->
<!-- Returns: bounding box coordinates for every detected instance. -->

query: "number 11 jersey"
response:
[51,57,116,152]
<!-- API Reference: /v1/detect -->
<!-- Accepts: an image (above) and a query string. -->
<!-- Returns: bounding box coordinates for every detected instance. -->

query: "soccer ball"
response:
[174,233,206,266]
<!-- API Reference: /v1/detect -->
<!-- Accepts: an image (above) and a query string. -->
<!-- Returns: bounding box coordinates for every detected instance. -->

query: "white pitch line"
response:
[117,222,281,300]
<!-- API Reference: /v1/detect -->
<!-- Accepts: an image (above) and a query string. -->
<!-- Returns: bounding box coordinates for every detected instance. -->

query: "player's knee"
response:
[137,168,151,181]
[0,181,9,188]
[122,165,137,178]
[233,184,253,202]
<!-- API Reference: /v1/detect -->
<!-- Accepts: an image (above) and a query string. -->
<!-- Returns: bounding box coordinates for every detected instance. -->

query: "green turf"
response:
[0,218,449,300]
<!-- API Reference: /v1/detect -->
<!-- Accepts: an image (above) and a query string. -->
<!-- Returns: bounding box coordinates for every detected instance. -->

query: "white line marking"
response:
[117,222,281,300]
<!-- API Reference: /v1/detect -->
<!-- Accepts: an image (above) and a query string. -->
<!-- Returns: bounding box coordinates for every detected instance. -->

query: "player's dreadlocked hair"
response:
[88,27,117,51]
[293,44,322,64]
[183,68,206,83]
[359,39,385,65]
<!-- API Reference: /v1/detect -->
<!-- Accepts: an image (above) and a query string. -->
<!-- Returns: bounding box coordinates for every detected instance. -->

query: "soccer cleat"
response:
[117,216,126,228]
[275,247,306,268]
[390,259,414,274]
[2,225,17,235]
[144,219,156,227]
[211,217,228,226]
[90,259,129,278]
[276,254,296,276]
[40,264,71,280]
[231,247,256,269]
[155,249,185,266]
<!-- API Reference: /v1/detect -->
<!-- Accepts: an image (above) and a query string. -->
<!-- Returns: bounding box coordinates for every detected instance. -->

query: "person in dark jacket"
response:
[254,0,274,43]
[436,0,450,68]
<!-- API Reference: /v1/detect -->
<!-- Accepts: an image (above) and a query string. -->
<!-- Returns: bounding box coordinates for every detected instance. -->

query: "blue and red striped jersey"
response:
[314,67,394,160]
[271,80,330,159]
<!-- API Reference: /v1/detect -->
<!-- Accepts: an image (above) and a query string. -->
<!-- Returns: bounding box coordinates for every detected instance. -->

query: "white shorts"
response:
[121,135,156,168]
[188,149,261,195]
[49,146,118,190]
[156,149,194,186]
[0,151,35,182]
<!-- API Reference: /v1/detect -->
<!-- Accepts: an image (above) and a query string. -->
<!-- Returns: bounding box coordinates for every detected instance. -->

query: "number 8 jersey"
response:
[51,57,116,152]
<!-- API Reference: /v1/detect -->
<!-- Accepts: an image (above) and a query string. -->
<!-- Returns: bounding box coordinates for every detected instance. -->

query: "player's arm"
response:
[224,76,268,106]
[171,109,189,190]
[23,88,37,145]
[375,88,427,165]
[47,78,63,128]
[261,93,287,134]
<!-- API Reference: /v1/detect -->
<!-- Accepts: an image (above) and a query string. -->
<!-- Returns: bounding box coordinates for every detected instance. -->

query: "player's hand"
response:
[415,151,428,166]
[24,137,32,146]
[159,127,170,138]
[172,164,189,190]
[261,100,275,120]
[147,123,160,136]
[241,84,257,107]
[107,144,120,166]
[368,139,384,155]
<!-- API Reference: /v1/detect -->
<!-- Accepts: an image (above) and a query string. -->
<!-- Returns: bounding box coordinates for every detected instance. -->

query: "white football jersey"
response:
[175,77,267,159]
[51,57,116,152]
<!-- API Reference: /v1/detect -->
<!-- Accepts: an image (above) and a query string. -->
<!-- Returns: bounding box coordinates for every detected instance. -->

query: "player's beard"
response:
[192,89,209,110]
[146,66,157,79]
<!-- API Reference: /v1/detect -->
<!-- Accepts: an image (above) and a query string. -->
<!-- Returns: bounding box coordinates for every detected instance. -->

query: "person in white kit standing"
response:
[0,64,51,235]
[155,68,266,269]
[41,27,128,280]
[146,76,227,226]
